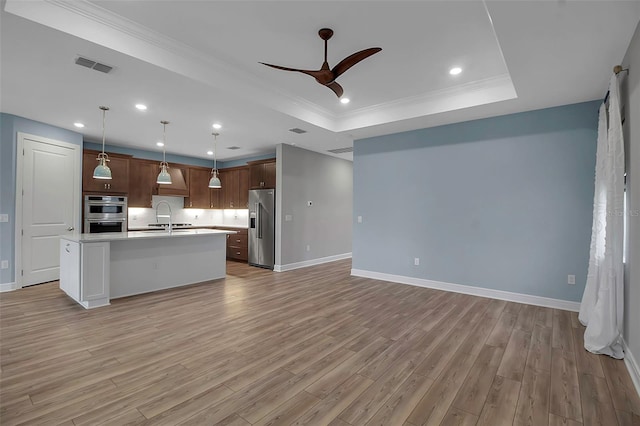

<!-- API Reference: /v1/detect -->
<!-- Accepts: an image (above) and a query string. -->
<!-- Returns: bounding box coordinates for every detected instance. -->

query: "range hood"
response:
[157,166,189,197]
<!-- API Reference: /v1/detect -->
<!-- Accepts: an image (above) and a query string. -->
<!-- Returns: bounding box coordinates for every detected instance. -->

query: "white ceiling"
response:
[1,1,638,162]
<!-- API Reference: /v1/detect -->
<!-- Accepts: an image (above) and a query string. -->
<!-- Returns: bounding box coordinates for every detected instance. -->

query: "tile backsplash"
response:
[128,196,248,228]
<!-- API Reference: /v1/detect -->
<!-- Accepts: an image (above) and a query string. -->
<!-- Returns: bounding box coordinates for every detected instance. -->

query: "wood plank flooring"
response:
[1,259,639,425]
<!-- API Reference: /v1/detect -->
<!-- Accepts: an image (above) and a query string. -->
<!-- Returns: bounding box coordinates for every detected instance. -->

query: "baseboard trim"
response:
[623,339,640,398]
[0,282,18,292]
[275,253,352,273]
[350,269,581,312]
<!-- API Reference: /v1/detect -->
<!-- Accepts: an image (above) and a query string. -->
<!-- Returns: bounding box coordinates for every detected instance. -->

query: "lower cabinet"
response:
[59,239,110,309]
[215,227,248,261]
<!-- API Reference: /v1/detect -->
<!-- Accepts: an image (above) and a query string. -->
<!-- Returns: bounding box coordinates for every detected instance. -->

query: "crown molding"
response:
[334,73,517,132]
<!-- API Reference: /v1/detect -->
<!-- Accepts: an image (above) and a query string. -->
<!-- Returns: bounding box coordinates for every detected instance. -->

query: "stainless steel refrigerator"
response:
[248,189,275,269]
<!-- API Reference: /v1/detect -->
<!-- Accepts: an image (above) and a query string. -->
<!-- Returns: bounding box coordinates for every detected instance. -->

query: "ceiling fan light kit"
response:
[260,28,381,98]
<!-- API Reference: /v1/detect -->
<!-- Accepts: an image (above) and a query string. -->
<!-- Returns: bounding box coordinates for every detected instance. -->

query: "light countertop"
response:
[127,225,248,231]
[61,229,235,243]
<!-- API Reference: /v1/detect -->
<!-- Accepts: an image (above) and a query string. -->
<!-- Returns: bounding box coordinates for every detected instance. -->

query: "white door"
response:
[18,133,80,286]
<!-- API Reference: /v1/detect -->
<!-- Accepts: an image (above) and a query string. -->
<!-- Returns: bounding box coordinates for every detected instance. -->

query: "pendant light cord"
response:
[160,120,169,165]
[98,106,109,159]
[101,108,106,154]
[163,122,167,163]
[213,132,218,171]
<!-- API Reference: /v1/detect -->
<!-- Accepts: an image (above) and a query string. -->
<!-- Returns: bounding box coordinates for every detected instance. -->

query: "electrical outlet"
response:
[306,245,311,252]
[0,214,8,222]
[357,215,363,223]
[567,275,575,285]
[285,214,293,222]
[414,258,420,266]
[1,260,8,269]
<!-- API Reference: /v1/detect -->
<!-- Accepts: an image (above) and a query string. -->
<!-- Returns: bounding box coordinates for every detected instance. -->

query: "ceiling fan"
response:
[260,28,381,98]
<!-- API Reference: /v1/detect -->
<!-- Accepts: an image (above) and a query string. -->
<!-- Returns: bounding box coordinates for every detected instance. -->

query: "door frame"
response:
[15,132,81,289]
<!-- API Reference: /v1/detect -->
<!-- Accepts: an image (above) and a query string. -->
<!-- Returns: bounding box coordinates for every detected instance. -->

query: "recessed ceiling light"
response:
[340,97,350,104]
[449,67,462,75]
[156,141,164,147]
[73,122,85,128]
[135,104,147,110]
[207,150,214,156]
[212,123,222,130]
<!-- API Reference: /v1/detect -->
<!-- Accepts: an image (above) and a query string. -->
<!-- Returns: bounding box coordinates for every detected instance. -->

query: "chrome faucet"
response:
[155,200,173,233]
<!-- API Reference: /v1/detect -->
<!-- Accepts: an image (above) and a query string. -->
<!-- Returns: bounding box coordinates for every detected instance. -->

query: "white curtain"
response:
[578,73,625,359]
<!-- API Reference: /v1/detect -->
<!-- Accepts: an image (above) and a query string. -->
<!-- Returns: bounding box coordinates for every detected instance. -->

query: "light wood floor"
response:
[1,260,639,426]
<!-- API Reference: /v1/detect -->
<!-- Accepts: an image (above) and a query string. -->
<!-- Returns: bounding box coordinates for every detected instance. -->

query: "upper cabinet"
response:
[238,167,249,208]
[248,158,276,189]
[83,149,253,210]
[185,167,212,209]
[220,166,249,209]
[82,150,130,194]
[128,158,157,208]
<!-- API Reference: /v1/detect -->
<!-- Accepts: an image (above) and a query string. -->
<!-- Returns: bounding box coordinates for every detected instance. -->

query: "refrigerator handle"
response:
[256,202,262,239]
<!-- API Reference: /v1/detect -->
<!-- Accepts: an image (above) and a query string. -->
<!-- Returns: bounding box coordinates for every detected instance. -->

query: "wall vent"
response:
[226,146,241,150]
[75,56,114,74]
[327,147,353,154]
[289,128,307,134]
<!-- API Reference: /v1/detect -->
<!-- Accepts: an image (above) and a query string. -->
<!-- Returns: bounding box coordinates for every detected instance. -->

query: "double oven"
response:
[84,195,127,233]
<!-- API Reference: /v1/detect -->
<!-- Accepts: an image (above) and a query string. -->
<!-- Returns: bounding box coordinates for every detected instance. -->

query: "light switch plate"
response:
[0,214,8,222]
[285,214,293,222]
[1,260,8,269]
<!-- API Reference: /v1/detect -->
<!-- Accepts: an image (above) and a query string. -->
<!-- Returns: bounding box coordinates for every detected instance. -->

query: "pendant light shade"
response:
[208,170,221,189]
[157,163,172,184]
[93,106,112,180]
[208,132,222,189]
[157,120,172,185]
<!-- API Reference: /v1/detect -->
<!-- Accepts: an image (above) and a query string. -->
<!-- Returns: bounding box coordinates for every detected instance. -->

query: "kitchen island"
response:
[59,229,234,309]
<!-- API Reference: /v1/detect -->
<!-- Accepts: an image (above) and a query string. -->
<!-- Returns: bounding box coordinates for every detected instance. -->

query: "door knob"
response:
[67,226,74,231]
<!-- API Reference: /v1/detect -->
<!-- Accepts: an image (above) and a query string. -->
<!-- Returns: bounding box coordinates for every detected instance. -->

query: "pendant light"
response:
[208,132,222,188]
[157,120,172,184]
[92,106,112,179]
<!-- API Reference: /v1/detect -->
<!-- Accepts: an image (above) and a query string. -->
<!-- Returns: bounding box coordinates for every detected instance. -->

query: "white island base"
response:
[60,230,232,309]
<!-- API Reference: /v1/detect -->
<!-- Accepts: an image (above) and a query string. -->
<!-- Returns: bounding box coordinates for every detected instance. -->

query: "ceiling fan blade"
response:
[260,62,324,79]
[326,81,344,98]
[331,47,382,79]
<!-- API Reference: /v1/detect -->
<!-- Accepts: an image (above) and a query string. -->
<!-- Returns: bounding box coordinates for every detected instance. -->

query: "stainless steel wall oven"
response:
[84,195,127,233]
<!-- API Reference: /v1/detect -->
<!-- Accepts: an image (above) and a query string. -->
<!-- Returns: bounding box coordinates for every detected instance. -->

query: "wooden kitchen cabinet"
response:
[216,227,248,261]
[248,158,276,189]
[82,150,130,194]
[185,167,211,209]
[128,158,157,208]
[219,166,248,209]
[210,184,222,209]
[238,167,249,208]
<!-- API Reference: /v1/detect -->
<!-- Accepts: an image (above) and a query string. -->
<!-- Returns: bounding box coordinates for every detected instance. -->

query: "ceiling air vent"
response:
[75,56,114,74]
[289,128,307,134]
[327,147,353,154]
[226,146,241,150]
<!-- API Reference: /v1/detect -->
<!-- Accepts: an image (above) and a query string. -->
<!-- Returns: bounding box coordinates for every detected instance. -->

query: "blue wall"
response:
[353,101,600,302]
[0,113,83,285]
